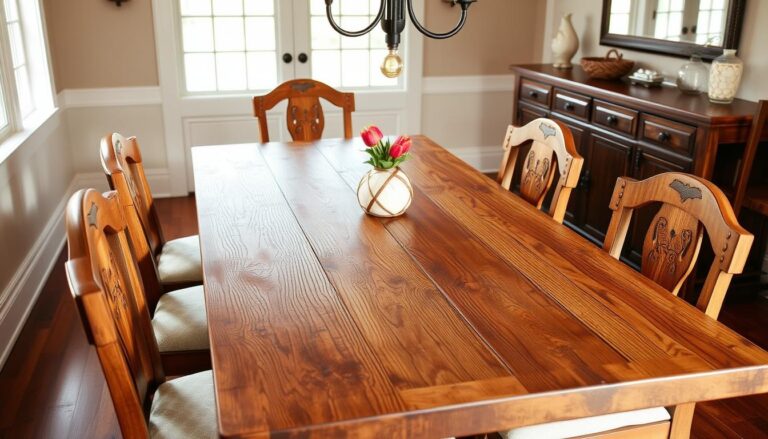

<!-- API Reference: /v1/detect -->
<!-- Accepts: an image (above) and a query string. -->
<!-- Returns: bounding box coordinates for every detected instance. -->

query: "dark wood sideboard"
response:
[510,64,766,281]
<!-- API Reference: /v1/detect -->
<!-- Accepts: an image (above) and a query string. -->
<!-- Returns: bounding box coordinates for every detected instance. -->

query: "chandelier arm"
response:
[325,0,385,37]
[405,0,469,40]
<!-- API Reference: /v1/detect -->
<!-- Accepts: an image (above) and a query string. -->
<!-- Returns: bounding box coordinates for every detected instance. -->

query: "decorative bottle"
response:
[551,13,579,69]
[708,49,743,104]
[676,55,708,95]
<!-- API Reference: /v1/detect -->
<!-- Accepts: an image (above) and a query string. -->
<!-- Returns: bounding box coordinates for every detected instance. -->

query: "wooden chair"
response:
[65,189,216,439]
[101,133,203,290]
[503,172,753,438]
[732,100,768,216]
[252,79,355,143]
[603,172,753,320]
[101,134,210,375]
[497,118,583,223]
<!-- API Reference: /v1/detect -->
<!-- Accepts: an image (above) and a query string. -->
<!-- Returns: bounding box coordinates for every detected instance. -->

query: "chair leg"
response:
[669,403,695,439]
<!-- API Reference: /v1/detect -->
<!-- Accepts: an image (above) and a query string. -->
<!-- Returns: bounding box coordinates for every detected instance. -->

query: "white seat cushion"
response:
[149,370,217,439]
[502,407,671,439]
[157,235,203,284]
[152,285,209,352]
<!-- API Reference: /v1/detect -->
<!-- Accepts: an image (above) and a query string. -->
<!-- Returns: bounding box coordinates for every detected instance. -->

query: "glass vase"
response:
[708,49,743,104]
[356,167,413,217]
[677,55,708,95]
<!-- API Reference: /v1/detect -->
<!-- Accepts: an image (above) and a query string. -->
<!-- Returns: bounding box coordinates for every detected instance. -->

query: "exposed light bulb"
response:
[380,49,404,78]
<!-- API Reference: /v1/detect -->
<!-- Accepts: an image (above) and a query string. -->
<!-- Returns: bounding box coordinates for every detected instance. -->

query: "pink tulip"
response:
[390,135,411,159]
[360,125,383,147]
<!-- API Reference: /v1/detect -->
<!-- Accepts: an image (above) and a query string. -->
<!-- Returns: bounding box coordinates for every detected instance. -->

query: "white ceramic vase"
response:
[551,13,579,69]
[357,167,413,217]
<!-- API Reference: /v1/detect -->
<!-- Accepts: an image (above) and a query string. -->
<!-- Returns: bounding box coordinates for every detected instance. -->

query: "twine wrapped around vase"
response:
[357,167,413,217]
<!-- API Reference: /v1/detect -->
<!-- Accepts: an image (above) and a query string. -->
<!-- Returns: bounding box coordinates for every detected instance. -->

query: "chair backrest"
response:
[252,79,356,143]
[65,189,164,439]
[497,118,584,223]
[603,172,754,319]
[732,99,767,215]
[101,133,165,309]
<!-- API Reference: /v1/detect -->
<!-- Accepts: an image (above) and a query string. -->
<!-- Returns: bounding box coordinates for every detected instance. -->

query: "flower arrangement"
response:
[360,125,412,169]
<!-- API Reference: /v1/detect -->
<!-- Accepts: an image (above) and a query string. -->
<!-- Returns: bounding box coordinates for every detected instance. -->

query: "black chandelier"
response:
[325,0,477,78]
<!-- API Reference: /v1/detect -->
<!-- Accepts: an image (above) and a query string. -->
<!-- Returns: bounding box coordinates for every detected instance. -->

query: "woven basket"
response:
[581,49,635,80]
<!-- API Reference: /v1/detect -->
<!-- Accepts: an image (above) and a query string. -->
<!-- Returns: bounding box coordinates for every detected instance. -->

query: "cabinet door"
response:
[622,150,689,268]
[551,116,587,226]
[581,133,633,244]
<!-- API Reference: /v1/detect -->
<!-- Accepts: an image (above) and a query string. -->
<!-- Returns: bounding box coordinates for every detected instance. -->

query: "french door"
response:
[155,0,423,194]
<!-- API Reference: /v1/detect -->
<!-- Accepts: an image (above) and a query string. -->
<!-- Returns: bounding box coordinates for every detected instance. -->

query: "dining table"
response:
[191,135,768,438]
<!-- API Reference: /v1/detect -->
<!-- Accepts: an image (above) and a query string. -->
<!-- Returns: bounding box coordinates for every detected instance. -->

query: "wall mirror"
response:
[600,0,746,60]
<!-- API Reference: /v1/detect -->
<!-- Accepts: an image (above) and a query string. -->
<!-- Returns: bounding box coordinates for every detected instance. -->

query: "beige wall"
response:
[423,0,546,76]
[43,0,159,91]
[543,0,768,100]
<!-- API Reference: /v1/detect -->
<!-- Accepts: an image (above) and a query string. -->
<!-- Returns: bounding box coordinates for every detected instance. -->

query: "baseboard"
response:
[0,179,79,368]
[449,145,504,173]
[72,168,173,198]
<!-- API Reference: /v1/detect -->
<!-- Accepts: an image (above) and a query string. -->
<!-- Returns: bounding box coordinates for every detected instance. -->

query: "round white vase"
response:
[357,167,413,217]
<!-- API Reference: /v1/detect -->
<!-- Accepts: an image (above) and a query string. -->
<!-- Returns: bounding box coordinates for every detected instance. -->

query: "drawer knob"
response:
[606,115,618,124]
[528,90,539,98]
[657,131,671,142]
[564,102,575,111]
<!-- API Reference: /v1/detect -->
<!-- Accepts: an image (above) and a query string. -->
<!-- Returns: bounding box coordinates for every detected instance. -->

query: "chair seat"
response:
[502,407,671,439]
[149,370,217,439]
[157,235,203,284]
[152,285,209,352]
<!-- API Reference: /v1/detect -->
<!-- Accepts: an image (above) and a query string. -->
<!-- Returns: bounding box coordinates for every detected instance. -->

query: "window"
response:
[310,0,396,88]
[654,0,685,40]
[0,0,53,143]
[696,0,727,45]
[177,0,400,94]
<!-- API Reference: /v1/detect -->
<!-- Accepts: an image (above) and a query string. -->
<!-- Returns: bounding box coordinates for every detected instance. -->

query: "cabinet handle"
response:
[528,90,539,98]
[282,53,293,64]
[564,102,575,111]
[657,131,671,142]
[297,53,308,63]
[606,115,618,125]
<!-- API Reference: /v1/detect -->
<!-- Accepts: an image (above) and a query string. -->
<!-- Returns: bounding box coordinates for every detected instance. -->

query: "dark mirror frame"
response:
[599,0,747,61]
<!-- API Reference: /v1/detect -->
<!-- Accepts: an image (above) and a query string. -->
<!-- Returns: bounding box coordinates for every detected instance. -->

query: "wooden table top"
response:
[192,136,768,438]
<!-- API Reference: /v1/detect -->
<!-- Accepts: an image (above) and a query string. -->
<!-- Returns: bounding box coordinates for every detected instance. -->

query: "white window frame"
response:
[0,0,54,146]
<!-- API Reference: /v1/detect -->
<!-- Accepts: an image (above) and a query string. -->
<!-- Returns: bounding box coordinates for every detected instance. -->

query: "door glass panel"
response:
[179,0,278,92]
[310,0,398,89]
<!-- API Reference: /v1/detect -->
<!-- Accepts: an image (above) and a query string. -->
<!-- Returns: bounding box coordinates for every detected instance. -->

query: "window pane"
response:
[216,52,247,90]
[185,53,217,91]
[341,50,369,87]
[311,0,338,16]
[212,0,242,16]
[183,18,214,52]
[8,22,25,68]
[245,17,276,50]
[244,0,274,15]
[247,52,277,89]
[15,66,33,117]
[611,0,631,14]
[340,16,370,49]
[180,0,212,16]
[0,81,8,130]
[311,50,341,87]
[214,17,245,51]
[311,16,340,49]
[340,0,368,15]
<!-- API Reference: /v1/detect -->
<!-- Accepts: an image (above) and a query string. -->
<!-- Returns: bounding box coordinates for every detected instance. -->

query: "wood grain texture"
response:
[193,137,768,438]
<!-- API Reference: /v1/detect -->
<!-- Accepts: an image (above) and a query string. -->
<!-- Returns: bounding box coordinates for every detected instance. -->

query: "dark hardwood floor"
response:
[0,195,766,438]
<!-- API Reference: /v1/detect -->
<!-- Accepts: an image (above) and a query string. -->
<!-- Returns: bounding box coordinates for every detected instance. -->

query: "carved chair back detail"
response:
[101,133,164,309]
[65,189,164,439]
[497,118,584,223]
[252,79,355,143]
[603,172,754,319]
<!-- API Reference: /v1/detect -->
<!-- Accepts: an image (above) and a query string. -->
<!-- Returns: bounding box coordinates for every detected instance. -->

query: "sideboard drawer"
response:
[553,89,591,121]
[520,79,552,107]
[592,100,638,136]
[641,115,696,157]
